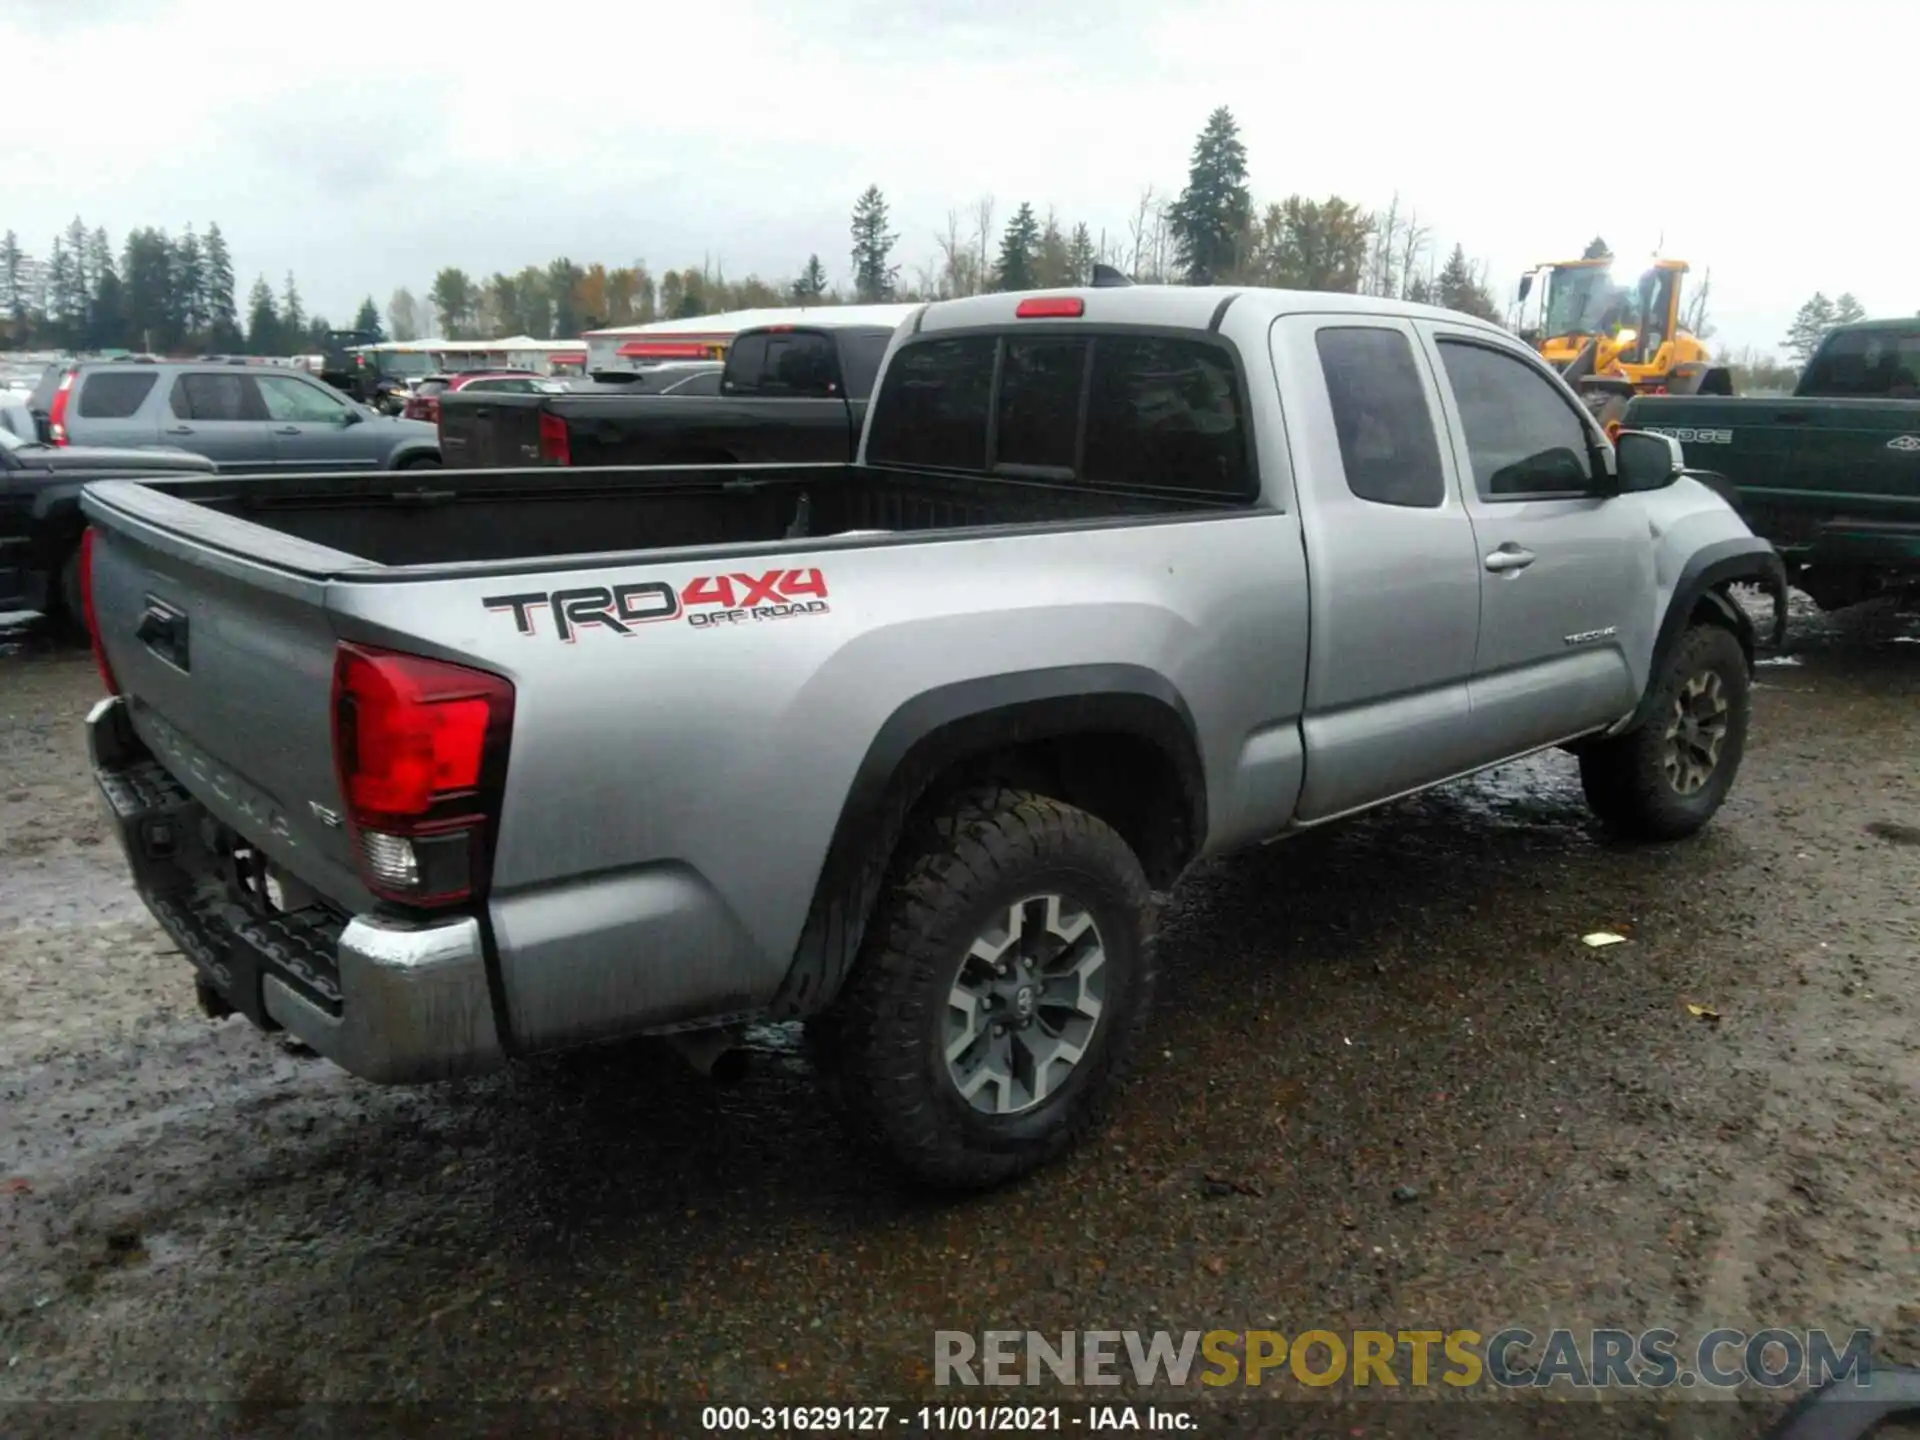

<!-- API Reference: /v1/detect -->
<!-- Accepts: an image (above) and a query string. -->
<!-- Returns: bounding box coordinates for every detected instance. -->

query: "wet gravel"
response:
[1,602,1917,1439]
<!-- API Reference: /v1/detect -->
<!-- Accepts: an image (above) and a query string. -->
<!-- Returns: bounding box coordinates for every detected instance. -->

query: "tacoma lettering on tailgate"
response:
[484,568,831,642]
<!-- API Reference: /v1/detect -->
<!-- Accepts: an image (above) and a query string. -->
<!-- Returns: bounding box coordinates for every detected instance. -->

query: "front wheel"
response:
[1580,623,1750,841]
[809,786,1158,1191]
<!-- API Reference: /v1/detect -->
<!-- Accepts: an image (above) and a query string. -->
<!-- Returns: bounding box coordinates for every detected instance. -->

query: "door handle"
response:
[165,425,193,435]
[1484,545,1537,573]
[274,426,300,435]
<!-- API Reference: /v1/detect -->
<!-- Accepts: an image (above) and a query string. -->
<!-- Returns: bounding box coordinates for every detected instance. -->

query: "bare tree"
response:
[1127,186,1157,280]
[936,209,969,299]
[1396,212,1430,300]
[1682,266,1714,339]
[971,195,995,297]
[1366,193,1401,298]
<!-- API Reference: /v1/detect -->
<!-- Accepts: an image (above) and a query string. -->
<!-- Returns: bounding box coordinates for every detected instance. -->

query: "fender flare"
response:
[1627,536,1788,731]
[772,664,1206,1018]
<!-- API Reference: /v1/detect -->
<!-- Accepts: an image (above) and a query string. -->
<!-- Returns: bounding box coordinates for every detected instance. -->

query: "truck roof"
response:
[911,285,1514,340]
[583,303,925,340]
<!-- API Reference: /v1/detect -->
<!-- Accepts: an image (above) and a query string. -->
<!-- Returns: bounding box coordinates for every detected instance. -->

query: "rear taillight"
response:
[331,642,515,907]
[80,528,120,694]
[47,370,76,445]
[538,411,570,465]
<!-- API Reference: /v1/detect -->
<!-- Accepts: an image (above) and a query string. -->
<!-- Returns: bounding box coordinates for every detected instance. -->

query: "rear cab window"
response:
[723,330,841,396]
[77,370,159,419]
[866,329,1252,499]
[1799,326,1920,397]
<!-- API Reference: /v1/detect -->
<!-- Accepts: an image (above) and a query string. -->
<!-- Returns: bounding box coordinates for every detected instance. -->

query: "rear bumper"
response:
[87,695,505,1083]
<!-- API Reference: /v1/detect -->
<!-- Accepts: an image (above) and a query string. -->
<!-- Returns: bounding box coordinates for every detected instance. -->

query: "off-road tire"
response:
[1580,623,1749,841]
[808,785,1157,1191]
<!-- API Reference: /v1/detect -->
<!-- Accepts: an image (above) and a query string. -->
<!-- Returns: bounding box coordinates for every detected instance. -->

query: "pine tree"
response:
[1435,243,1500,321]
[50,232,92,337]
[1066,223,1096,287]
[547,257,584,338]
[1831,292,1867,327]
[1782,293,1837,365]
[120,228,174,350]
[203,222,239,347]
[1581,236,1611,260]
[86,230,124,349]
[848,185,898,303]
[791,254,829,301]
[429,268,475,338]
[1167,107,1252,286]
[994,202,1042,292]
[64,216,91,298]
[1,231,25,329]
[171,225,207,339]
[246,275,279,353]
[353,295,384,342]
[280,272,304,349]
[45,239,79,344]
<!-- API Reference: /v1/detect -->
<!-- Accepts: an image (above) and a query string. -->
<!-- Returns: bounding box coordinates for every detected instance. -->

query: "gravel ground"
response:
[1,604,1917,1440]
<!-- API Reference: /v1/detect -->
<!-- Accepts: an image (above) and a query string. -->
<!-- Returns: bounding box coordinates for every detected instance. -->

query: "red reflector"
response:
[537,411,570,465]
[80,527,119,694]
[1015,296,1085,318]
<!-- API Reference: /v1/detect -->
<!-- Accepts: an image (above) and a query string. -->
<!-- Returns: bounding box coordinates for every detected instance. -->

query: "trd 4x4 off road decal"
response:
[484,568,830,642]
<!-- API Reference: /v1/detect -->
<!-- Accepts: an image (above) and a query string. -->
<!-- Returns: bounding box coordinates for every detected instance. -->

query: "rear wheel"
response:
[401,454,442,469]
[1580,623,1749,840]
[808,786,1157,1191]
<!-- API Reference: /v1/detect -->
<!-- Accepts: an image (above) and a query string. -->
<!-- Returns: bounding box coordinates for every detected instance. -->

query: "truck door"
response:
[1271,316,1488,822]
[1419,324,1651,755]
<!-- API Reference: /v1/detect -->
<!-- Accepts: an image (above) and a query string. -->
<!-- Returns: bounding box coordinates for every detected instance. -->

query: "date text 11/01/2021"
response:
[701,1405,1199,1432]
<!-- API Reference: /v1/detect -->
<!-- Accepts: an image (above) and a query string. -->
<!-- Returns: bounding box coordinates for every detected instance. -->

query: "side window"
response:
[865,336,996,470]
[838,331,892,399]
[1436,340,1595,499]
[1082,337,1250,497]
[725,332,837,395]
[257,375,352,422]
[994,338,1085,472]
[76,371,159,419]
[1314,327,1447,509]
[171,373,260,422]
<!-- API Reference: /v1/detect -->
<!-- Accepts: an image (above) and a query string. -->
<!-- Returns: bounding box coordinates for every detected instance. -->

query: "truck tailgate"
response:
[85,508,367,909]
[439,392,546,470]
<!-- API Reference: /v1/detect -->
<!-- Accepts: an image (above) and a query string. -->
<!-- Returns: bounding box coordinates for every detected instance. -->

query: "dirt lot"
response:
[2,606,1917,1439]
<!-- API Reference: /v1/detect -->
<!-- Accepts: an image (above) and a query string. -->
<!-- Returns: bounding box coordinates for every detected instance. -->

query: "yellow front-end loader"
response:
[1514,253,1733,435]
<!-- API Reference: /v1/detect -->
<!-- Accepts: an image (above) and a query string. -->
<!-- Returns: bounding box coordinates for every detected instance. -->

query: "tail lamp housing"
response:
[537,411,570,465]
[47,369,76,445]
[79,527,120,694]
[331,642,515,907]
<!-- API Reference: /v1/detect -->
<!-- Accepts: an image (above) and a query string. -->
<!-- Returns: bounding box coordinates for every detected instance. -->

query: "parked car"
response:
[436,319,895,468]
[35,360,440,473]
[402,371,545,426]
[1623,317,1920,611]
[0,424,214,631]
[79,282,1784,1190]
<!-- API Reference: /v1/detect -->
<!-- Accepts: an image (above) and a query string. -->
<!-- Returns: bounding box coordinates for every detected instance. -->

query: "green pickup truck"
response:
[1622,317,1920,612]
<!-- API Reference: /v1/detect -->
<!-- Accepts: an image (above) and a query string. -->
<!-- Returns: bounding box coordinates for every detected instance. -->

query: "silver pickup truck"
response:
[80,283,1786,1190]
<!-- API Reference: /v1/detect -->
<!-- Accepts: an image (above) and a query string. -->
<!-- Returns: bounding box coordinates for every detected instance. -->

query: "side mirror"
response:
[340,407,364,426]
[1613,429,1685,492]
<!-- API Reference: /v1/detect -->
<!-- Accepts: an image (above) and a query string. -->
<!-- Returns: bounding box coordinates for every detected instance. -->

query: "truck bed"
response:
[86,461,1235,574]
[438,391,864,470]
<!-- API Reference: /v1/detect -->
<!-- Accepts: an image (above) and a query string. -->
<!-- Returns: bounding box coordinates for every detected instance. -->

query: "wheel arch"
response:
[1627,537,1787,732]
[773,665,1207,1018]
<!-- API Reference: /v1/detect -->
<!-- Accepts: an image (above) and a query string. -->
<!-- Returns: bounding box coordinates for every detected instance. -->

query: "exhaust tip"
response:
[665,1027,750,1087]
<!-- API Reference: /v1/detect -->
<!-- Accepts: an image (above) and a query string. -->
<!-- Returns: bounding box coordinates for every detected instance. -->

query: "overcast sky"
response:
[3,0,1911,353]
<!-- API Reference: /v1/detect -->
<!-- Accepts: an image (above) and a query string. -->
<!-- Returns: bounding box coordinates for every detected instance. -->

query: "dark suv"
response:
[33,359,441,473]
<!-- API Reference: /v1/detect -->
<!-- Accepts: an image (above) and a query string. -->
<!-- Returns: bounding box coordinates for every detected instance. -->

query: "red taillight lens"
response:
[331,643,515,906]
[537,411,570,465]
[48,370,76,445]
[79,527,119,694]
[1015,296,1085,318]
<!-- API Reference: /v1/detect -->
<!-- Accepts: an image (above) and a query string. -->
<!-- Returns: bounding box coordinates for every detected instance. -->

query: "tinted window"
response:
[725,331,838,395]
[1315,327,1446,508]
[414,378,453,398]
[76,370,158,419]
[839,331,894,399]
[865,336,996,470]
[994,338,1085,472]
[171,373,260,422]
[1437,341,1594,498]
[1799,327,1920,397]
[1082,337,1248,496]
[257,375,352,422]
[462,378,536,394]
